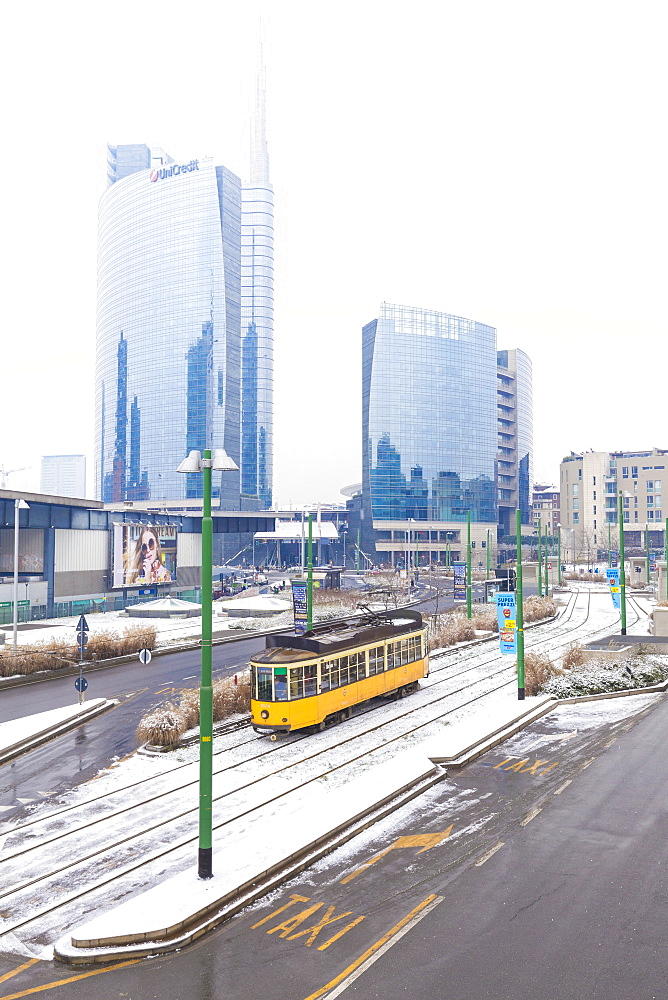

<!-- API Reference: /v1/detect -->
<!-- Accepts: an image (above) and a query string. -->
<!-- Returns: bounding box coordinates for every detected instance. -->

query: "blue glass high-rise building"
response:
[95,68,273,506]
[362,303,532,565]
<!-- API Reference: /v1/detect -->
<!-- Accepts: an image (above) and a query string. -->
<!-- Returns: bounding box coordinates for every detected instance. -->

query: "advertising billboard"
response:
[453,562,467,601]
[496,593,518,655]
[291,580,309,635]
[112,524,177,588]
[605,567,621,609]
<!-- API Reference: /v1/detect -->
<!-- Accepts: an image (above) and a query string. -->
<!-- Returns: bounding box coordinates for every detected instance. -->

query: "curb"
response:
[55,766,445,964]
[0,699,116,766]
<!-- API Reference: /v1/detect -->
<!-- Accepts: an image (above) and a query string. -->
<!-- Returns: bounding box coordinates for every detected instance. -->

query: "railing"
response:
[0,588,204,626]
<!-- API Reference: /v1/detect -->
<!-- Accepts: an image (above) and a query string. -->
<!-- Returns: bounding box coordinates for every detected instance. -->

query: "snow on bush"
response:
[523,651,563,696]
[136,704,187,747]
[541,653,668,698]
[561,642,586,670]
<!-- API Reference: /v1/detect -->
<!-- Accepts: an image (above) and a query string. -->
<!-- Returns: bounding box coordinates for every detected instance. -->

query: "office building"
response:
[560,448,668,558]
[95,65,273,507]
[532,483,560,535]
[497,349,533,534]
[40,455,87,499]
[362,302,533,566]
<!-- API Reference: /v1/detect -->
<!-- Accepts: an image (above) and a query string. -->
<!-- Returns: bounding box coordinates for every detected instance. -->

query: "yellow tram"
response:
[249,609,429,734]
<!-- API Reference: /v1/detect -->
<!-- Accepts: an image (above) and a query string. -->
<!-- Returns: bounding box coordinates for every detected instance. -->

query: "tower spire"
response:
[250,30,270,186]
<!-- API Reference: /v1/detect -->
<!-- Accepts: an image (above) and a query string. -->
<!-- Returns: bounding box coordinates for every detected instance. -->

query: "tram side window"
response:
[256,666,273,701]
[321,659,340,692]
[386,642,396,670]
[349,651,366,681]
[368,645,384,675]
[274,668,288,701]
[305,664,317,695]
[339,655,350,687]
[289,666,303,700]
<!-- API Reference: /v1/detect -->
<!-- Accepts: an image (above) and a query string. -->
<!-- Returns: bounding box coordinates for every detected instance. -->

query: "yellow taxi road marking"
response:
[520,807,542,826]
[252,895,365,950]
[340,826,454,884]
[475,841,504,866]
[302,894,441,1000]
[155,687,174,695]
[0,961,40,986]
[554,779,573,795]
[493,757,559,776]
[0,959,142,1000]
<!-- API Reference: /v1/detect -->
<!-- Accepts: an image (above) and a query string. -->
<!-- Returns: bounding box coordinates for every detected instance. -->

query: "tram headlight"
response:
[261,710,269,719]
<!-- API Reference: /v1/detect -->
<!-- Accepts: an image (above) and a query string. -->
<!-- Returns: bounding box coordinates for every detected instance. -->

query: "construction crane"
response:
[0,466,30,489]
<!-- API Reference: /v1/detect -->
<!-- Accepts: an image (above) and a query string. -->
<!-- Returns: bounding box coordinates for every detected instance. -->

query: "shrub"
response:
[136,704,187,747]
[179,688,200,730]
[213,673,251,720]
[522,651,563,696]
[561,642,586,670]
[523,596,557,622]
[0,623,158,677]
[541,655,668,698]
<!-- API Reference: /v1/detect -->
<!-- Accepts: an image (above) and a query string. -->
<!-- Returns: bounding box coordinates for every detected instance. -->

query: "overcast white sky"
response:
[2,1,666,507]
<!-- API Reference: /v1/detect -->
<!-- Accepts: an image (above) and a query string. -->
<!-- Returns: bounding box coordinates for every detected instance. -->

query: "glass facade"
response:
[96,115,274,506]
[96,151,242,504]
[241,52,273,507]
[362,303,499,526]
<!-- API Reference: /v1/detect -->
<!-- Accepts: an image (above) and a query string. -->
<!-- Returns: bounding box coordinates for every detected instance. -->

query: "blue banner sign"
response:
[496,593,518,655]
[453,562,466,601]
[605,567,621,609]
[291,580,309,635]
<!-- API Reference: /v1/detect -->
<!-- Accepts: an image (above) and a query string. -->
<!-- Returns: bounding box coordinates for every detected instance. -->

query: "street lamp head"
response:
[176,450,202,474]
[211,448,239,472]
[15,499,29,510]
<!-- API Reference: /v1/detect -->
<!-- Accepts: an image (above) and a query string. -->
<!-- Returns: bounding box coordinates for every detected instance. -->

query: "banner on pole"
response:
[605,567,621,609]
[453,562,466,601]
[291,580,309,635]
[496,593,517,655]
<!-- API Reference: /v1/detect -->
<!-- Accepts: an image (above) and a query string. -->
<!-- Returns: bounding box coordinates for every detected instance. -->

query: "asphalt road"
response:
[0,634,265,817]
[2,688,664,1000]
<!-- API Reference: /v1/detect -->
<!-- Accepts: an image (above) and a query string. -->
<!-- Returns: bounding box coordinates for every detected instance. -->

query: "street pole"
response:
[486,528,491,578]
[608,522,611,568]
[199,449,213,880]
[665,516,668,601]
[544,546,549,595]
[516,508,525,700]
[558,526,562,586]
[356,528,360,573]
[12,500,20,648]
[645,524,650,585]
[466,510,472,619]
[537,517,542,598]
[307,514,314,630]
[618,491,627,635]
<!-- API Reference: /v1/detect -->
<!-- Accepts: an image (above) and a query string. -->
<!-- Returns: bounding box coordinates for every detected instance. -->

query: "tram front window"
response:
[256,667,273,701]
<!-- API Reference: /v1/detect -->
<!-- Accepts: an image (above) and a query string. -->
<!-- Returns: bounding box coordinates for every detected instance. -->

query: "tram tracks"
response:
[0,590,648,946]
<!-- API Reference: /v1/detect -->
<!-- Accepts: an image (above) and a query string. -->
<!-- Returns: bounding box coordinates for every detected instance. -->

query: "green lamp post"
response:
[177,447,239,880]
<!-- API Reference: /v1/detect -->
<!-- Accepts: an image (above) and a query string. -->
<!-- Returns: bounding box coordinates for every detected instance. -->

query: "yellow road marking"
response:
[520,807,542,826]
[475,841,504,866]
[554,779,572,795]
[341,826,453,884]
[302,895,439,1000]
[0,961,40,986]
[0,959,141,1000]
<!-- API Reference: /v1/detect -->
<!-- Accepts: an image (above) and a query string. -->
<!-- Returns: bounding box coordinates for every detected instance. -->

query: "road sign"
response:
[78,633,89,648]
[74,676,88,692]
[138,648,152,665]
[76,615,89,634]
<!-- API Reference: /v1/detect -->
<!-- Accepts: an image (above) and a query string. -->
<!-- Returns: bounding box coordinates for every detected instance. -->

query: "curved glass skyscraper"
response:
[95,61,273,506]
[362,303,532,565]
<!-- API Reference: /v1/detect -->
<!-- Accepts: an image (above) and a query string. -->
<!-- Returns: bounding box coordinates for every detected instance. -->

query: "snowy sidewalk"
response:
[0,700,116,766]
